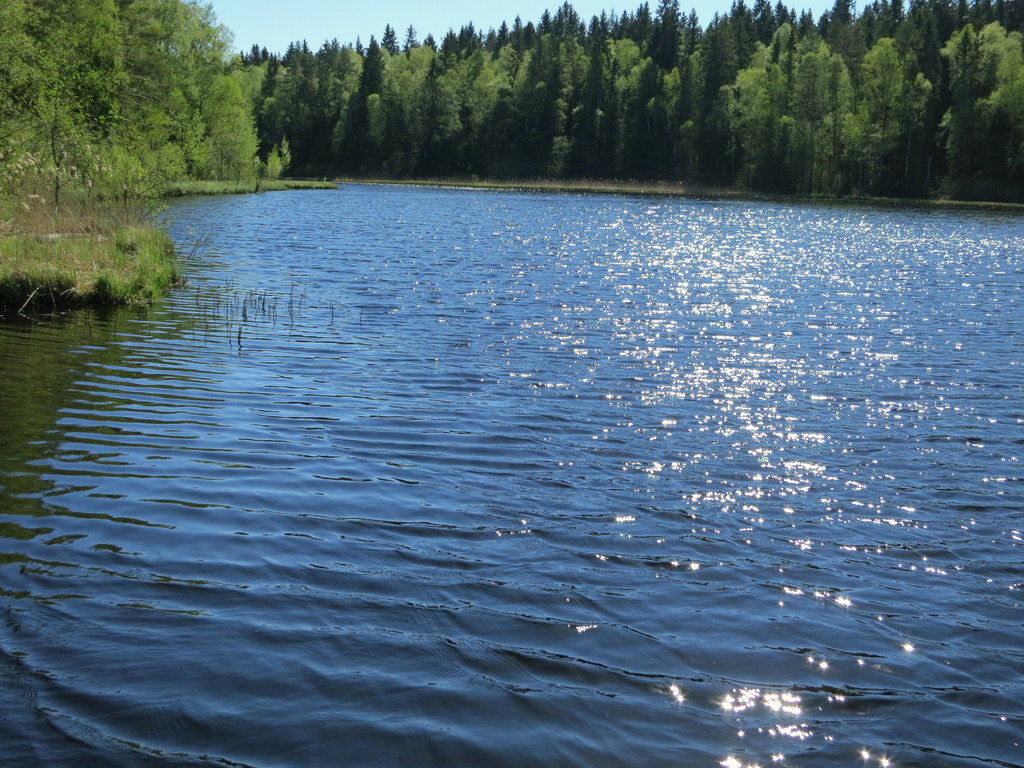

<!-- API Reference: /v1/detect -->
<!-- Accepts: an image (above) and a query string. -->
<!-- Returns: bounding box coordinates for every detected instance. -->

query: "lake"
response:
[1,185,1022,767]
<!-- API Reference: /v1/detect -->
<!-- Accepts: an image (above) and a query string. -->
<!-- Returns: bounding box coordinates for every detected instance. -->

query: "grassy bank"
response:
[163,179,338,196]
[0,194,181,315]
[0,226,180,313]
[337,176,1024,211]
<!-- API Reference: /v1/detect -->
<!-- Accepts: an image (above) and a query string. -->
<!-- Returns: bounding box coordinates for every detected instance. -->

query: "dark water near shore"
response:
[1,185,1022,768]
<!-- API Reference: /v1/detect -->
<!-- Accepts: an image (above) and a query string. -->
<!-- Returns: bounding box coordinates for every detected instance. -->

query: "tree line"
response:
[0,0,283,208]
[2,0,1021,205]
[245,0,1024,200]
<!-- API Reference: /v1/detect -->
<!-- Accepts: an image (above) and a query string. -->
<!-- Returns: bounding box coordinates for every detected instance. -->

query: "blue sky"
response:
[207,0,832,55]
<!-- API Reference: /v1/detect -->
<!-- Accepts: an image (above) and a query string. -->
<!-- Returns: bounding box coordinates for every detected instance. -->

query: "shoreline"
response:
[0,179,337,315]
[334,176,1024,212]
[162,179,338,197]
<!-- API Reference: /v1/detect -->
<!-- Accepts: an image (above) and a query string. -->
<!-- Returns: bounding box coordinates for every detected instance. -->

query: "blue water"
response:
[1,185,1022,767]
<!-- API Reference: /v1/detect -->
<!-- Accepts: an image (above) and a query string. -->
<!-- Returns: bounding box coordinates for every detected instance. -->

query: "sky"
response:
[206,0,832,56]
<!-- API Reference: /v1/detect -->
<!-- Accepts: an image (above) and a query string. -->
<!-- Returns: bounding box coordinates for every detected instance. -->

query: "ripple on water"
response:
[1,187,1022,767]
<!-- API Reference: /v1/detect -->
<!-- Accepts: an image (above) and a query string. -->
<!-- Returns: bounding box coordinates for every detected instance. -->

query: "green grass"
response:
[0,225,180,312]
[162,179,338,196]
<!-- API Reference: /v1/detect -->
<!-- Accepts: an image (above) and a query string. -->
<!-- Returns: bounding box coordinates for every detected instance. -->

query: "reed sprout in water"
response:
[185,280,333,348]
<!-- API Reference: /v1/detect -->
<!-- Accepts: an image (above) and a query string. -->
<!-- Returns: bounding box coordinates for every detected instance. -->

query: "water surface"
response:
[1,186,1022,767]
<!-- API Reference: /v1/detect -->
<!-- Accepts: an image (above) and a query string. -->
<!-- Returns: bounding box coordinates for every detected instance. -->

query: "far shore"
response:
[162,179,338,197]
[333,176,1024,212]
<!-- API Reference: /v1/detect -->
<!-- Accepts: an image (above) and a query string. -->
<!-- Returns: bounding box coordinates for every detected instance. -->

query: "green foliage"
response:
[0,0,279,307]
[237,0,1024,200]
[0,0,265,218]
[942,23,986,188]
[984,26,1024,173]
[264,139,291,181]
[0,0,40,155]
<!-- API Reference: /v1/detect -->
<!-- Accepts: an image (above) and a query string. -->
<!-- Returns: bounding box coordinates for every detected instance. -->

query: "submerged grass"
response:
[163,179,337,196]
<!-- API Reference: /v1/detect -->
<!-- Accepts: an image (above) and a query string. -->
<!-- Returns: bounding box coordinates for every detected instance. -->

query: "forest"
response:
[246,0,1024,200]
[1,0,1023,203]
[0,0,284,209]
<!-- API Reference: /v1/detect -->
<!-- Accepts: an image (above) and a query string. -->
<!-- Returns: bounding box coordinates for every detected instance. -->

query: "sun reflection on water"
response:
[2,191,1019,766]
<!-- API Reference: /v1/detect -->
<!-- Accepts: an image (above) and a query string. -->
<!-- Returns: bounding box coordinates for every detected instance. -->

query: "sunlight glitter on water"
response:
[1,187,1022,767]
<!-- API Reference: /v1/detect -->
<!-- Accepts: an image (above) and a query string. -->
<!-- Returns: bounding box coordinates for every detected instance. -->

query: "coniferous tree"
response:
[382,25,400,56]
[652,0,683,68]
[404,26,418,53]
